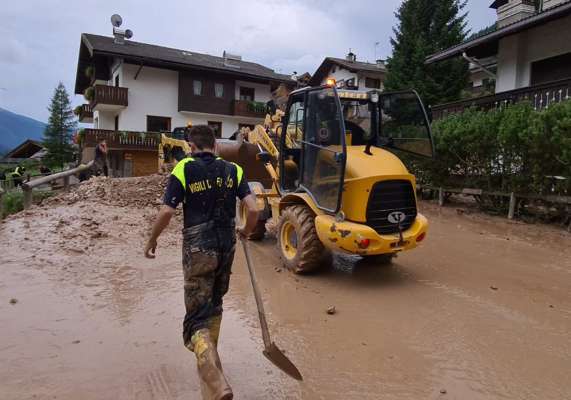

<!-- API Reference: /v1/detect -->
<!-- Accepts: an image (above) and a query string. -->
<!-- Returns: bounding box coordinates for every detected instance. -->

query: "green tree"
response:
[43,82,76,167]
[385,0,469,107]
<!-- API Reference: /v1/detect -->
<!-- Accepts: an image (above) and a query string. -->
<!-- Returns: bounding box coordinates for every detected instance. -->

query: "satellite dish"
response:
[111,14,123,28]
[125,29,133,39]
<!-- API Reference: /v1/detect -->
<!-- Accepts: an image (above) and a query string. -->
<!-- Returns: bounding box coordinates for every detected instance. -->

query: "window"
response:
[365,77,381,89]
[214,83,224,98]
[239,87,255,101]
[147,116,171,132]
[238,123,255,131]
[193,80,203,96]
[208,121,222,138]
[530,52,571,85]
[114,115,119,131]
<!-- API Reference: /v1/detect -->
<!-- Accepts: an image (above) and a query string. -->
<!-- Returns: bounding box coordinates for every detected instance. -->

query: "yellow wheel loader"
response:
[236,85,434,273]
[163,85,434,273]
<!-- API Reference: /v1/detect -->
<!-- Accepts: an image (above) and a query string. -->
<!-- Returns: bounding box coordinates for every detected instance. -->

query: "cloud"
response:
[0,36,27,65]
[0,0,495,123]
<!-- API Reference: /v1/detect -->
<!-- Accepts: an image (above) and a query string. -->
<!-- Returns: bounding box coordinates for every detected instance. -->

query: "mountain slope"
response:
[0,108,46,155]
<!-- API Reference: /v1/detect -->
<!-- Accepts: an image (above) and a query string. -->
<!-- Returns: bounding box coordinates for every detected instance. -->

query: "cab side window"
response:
[282,96,304,191]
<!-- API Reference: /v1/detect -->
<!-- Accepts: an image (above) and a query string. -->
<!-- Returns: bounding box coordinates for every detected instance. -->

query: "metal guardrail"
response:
[0,187,4,217]
[21,161,94,209]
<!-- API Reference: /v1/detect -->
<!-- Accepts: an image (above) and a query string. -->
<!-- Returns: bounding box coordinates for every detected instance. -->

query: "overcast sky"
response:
[0,0,496,122]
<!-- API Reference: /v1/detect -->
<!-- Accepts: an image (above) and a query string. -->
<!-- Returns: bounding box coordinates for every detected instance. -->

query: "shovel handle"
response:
[240,238,272,348]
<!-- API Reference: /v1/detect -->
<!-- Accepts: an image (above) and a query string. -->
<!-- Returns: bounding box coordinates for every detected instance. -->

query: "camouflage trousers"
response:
[182,221,236,348]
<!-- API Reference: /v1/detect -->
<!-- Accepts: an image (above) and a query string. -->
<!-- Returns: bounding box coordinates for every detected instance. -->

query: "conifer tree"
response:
[43,82,76,167]
[385,0,469,107]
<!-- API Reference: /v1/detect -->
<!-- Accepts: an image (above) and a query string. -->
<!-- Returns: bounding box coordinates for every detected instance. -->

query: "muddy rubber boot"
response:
[191,329,233,400]
[207,315,222,348]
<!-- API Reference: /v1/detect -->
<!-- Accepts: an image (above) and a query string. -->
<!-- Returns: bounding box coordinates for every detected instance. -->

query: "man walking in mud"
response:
[144,125,259,400]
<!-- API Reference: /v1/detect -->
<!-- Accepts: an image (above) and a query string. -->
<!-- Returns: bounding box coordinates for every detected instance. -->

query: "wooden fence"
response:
[418,184,571,229]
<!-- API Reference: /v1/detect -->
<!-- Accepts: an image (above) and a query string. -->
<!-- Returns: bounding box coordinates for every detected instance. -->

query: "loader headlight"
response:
[335,211,345,222]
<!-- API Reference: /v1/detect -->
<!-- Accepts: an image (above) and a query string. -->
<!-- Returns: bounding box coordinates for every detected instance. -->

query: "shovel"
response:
[240,238,303,381]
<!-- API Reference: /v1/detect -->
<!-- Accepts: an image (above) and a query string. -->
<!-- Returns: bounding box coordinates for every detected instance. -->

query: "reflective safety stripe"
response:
[231,162,244,185]
[171,157,195,188]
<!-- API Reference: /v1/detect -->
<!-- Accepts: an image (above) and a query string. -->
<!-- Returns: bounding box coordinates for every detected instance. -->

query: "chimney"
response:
[346,50,356,62]
[376,59,385,69]
[494,0,537,28]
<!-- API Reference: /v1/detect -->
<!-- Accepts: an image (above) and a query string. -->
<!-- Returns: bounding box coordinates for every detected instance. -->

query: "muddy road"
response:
[1,177,570,399]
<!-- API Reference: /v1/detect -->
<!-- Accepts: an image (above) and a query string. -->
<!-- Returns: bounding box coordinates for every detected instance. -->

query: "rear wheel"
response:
[277,205,324,273]
[238,199,266,241]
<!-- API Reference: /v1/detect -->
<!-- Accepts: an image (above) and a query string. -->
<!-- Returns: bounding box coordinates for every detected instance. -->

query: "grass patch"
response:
[1,189,55,219]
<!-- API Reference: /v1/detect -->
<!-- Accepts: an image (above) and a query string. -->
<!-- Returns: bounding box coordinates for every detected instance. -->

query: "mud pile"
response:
[43,174,170,208]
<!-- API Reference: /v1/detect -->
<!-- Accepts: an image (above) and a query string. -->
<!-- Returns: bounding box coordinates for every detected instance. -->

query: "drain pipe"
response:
[462,52,496,80]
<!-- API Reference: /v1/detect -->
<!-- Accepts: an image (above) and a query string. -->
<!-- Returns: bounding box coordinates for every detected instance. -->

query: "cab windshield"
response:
[342,100,373,145]
[341,91,433,158]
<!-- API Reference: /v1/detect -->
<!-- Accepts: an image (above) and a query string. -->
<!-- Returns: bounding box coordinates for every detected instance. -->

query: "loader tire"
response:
[237,200,266,241]
[278,205,325,274]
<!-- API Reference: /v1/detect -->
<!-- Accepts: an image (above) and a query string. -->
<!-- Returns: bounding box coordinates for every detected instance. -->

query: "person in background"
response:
[39,165,51,175]
[12,165,26,187]
[93,139,109,177]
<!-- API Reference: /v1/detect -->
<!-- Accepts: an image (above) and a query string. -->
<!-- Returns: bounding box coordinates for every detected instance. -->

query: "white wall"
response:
[497,16,571,92]
[94,110,116,130]
[180,111,263,137]
[322,66,358,86]
[319,66,385,90]
[118,64,188,131]
[234,80,272,102]
[91,62,270,138]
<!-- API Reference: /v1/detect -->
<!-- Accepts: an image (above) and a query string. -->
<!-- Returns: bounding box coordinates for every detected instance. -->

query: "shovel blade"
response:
[263,342,303,381]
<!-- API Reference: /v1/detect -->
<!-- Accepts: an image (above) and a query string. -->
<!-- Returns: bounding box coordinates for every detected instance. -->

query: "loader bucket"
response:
[217,139,273,188]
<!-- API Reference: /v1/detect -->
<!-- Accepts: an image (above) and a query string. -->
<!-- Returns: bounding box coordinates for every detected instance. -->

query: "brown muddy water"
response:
[1,183,570,399]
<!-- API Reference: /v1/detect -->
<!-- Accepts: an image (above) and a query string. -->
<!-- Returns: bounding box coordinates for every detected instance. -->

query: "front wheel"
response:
[277,205,324,273]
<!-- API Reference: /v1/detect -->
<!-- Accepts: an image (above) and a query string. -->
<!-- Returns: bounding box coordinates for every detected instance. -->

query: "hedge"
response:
[407,101,571,195]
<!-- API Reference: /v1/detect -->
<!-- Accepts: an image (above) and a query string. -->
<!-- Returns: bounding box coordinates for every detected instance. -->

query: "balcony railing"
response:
[92,85,128,108]
[233,100,268,118]
[78,104,93,122]
[82,129,160,150]
[432,78,571,120]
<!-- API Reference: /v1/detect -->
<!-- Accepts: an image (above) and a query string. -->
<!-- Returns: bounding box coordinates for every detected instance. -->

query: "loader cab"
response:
[280,86,347,213]
[279,86,433,214]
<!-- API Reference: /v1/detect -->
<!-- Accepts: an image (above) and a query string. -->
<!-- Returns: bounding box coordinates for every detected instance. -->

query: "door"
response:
[378,90,434,158]
[280,87,346,213]
[280,93,304,192]
[301,87,346,213]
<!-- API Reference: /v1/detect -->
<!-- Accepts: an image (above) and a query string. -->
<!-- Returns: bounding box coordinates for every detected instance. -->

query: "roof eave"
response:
[426,1,571,64]
[89,48,292,85]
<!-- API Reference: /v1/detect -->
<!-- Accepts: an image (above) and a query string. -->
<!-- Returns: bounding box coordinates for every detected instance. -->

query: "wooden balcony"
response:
[432,78,571,120]
[83,129,160,151]
[78,104,93,123]
[92,85,128,111]
[233,100,268,119]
